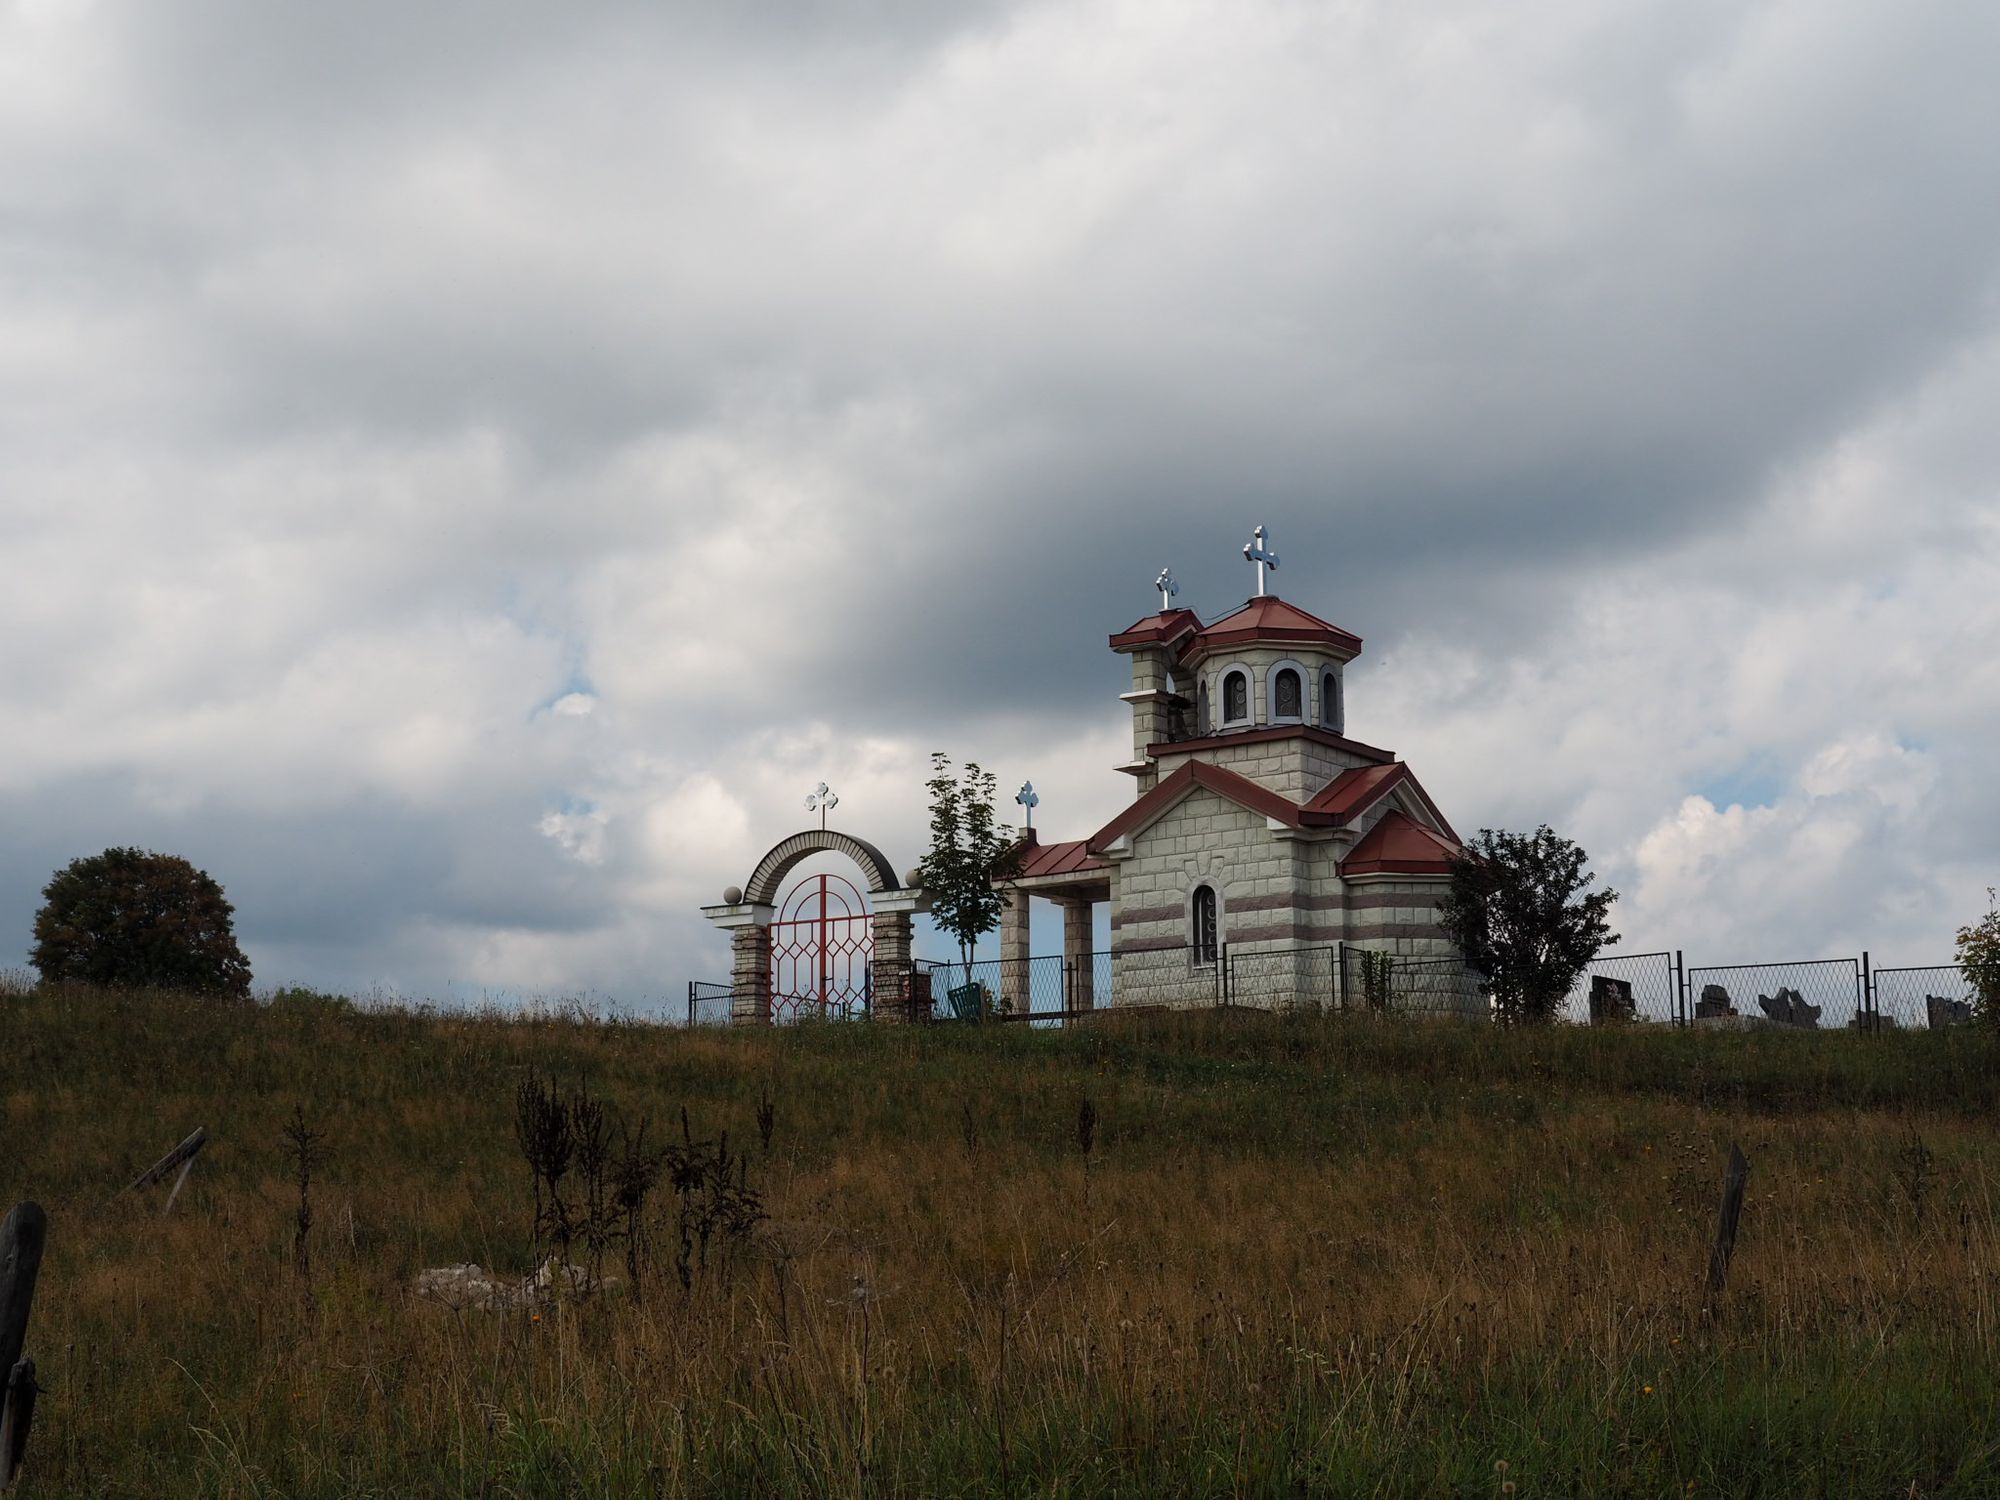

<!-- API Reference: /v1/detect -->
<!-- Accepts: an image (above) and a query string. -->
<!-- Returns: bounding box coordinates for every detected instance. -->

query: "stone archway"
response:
[702,829,928,1025]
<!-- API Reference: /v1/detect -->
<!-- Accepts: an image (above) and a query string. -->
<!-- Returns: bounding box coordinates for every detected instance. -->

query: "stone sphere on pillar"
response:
[903,869,923,890]
[723,886,743,905]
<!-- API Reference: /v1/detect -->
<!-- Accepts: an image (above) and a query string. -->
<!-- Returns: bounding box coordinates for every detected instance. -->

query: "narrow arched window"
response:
[1191,884,1218,964]
[1322,672,1341,732]
[1222,670,1248,724]
[1274,668,1301,720]
[1197,681,1211,735]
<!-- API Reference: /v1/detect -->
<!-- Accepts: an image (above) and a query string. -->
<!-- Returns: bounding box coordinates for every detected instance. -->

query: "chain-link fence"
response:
[1685,958,1865,1030]
[1559,951,1682,1025]
[1872,965,1979,1030]
[686,981,733,1026]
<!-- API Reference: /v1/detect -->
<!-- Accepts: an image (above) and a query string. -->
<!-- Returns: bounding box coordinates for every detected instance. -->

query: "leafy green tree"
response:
[914,754,1022,1010]
[31,847,253,998]
[1957,887,2000,1021]
[1435,825,1618,1025]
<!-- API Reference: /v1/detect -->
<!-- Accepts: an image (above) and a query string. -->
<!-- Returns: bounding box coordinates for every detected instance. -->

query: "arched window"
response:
[1190,884,1218,964]
[1222,670,1248,725]
[1322,672,1342,733]
[1273,668,1302,720]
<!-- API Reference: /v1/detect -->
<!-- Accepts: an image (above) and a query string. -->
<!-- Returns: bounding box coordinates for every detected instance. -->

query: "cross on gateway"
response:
[806,781,839,830]
[1243,525,1279,596]
[1015,780,1039,830]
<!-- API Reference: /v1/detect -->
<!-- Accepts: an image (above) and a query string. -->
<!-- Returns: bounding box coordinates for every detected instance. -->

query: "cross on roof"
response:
[1015,780,1039,830]
[1155,567,1179,612]
[1243,525,1279,597]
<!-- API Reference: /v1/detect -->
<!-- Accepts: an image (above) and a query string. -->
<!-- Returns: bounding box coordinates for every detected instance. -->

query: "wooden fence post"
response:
[0,1359,36,1491]
[122,1127,207,1213]
[1706,1143,1750,1302]
[0,1202,47,1493]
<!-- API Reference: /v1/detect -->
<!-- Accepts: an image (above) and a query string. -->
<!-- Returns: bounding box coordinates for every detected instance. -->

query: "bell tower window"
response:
[1221,670,1249,726]
[1273,667,1302,721]
[1322,671,1343,733]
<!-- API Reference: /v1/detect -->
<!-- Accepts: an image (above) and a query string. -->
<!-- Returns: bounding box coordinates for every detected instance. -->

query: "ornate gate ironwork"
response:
[770,873,874,1021]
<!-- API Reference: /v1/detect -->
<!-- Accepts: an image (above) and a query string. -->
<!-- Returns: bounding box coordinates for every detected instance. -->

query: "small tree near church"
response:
[915,754,1022,1008]
[1436,825,1618,1025]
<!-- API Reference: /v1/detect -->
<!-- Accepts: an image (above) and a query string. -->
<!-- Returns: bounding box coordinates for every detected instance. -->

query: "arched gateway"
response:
[702,829,930,1025]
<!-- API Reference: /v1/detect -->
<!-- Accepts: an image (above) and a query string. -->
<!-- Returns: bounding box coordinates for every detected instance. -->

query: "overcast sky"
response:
[3,0,1997,1008]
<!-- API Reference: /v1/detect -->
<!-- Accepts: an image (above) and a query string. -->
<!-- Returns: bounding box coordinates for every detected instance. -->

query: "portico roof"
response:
[1338,810,1460,876]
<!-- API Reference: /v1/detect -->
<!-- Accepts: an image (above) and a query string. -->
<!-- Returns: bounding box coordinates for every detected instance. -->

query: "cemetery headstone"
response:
[1589,975,1636,1024]
[1926,995,1974,1030]
[1696,984,1735,1020]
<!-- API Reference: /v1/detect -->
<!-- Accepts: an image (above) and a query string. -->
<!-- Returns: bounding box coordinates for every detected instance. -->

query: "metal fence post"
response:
[1337,942,1349,1013]
[1674,950,1686,1027]
[1219,943,1229,1007]
[1861,951,1873,1031]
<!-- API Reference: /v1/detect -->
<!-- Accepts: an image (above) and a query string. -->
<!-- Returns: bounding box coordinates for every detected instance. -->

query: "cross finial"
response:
[1154,567,1179,612]
[1015,780,1039,830]
[1243,525,1279,597]
[806,781,840,830]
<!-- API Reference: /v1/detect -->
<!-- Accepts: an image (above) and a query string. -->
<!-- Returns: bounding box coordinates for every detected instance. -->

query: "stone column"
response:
[729,924,772,1026]
[1063,899,1095,1010]
[871,909,918,1022]
[999,889,1032,1016]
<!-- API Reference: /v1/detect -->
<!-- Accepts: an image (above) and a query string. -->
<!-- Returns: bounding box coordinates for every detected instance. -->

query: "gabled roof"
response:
[1013,837,1109,881]
[1088,760,1307,853]
[1339,811,1460,876]
[1301,763,1456,838]
[1088,757,1459,856]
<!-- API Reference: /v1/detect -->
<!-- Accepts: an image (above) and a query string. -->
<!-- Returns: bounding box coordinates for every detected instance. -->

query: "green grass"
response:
[4,974,2000,1495]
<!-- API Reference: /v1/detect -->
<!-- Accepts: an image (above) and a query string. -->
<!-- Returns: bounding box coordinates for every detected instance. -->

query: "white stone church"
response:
[703,531,1483,1021]
[998,539,1481,1014]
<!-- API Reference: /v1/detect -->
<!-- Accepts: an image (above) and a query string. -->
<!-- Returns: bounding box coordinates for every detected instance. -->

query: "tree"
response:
[31,847,253,998]
[1435,825,1618,1025]
[914,754,1022,1008]
[1956,887,2000,1022]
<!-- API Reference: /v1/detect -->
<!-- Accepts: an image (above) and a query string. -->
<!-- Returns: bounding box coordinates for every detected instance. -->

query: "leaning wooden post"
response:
[0,1202,47,1492]
[122,1127,207,1213]
[1706,1143,1750,1303]
[0,1359,36,1492]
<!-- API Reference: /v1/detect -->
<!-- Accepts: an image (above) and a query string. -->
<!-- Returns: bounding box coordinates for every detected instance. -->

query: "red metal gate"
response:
[770,873,874,1021]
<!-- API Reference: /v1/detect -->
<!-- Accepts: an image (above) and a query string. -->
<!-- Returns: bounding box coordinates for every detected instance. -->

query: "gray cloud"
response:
[3,0,1997,996]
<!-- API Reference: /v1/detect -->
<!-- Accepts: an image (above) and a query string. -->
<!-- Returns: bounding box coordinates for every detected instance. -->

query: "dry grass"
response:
[4,974,2000,1495]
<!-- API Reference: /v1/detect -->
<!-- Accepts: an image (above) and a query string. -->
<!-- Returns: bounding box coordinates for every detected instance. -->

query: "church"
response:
[996,529,1483,1015]
[701,528,1484,1022]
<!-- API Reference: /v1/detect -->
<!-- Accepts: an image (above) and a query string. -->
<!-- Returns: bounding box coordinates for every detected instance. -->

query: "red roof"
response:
[1106,594,1361,662]
[1088,757,1459,854]
[1089,760,1307,852]
[1012,837,1109,881]
[1109,608,1203,652]
[1151,723,1393,765]
[1339,811,1460,876]
[1184,596,1362,659]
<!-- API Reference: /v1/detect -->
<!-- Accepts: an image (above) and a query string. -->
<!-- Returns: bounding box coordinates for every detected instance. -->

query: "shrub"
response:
[1956,887,2000,1021]
[1435,825,1618,1025]
[30,847,253,998]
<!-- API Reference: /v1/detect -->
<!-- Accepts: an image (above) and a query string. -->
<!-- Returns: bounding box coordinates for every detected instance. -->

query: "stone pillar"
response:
[871,909,919,1022]
[999,890,1031,1016]
[1063,899,1095,1010]
[729,924,773,1026]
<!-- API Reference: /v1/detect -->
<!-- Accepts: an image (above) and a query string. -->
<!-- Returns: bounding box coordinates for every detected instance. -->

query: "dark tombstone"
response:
[1589,975,1636,1024]
[1926,995,1974,1029]
[1757,987,1821,1028]
[1696,984,1735,1020]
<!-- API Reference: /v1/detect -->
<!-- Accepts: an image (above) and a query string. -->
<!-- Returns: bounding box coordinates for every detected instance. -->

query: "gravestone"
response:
[1696,984,1736,1020]
[1589,975,1636,1024]
[1926,995,1974,1029]
[1756,987,1821,1028]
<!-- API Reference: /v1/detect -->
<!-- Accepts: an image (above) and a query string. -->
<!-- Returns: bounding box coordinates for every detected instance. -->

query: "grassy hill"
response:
[3,972,2000,1496]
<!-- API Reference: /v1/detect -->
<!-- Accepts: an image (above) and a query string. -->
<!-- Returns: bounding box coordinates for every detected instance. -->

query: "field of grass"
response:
[5,972,2000,1496]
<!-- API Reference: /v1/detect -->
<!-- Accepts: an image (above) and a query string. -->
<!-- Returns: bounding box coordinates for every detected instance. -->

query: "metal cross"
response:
[806,781,839,830]
[1015,780,1039,830]
[1155,567,1179,612]
[1243,525,1279,596]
